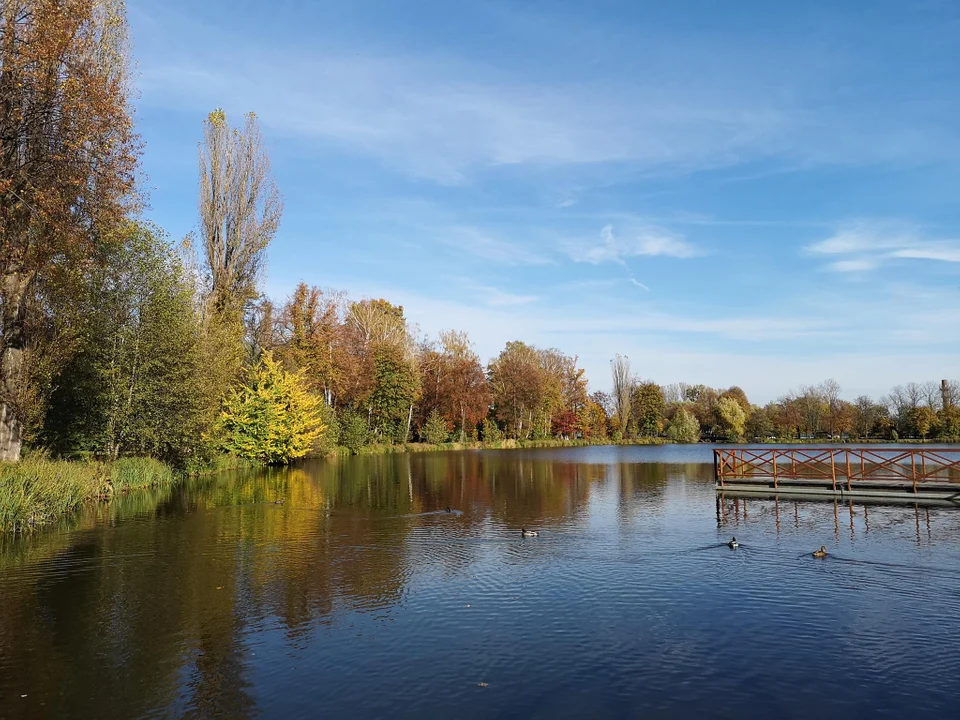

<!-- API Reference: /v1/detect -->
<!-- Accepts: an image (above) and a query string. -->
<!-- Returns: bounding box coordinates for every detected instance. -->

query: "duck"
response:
[274,499,285,505]
[520,528,539,537]
[812,546,828,559]
[727,537,739,549]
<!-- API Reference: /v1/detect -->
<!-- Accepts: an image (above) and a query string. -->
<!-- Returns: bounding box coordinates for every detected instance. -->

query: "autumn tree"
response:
[632,382,665,436]
[274,283,343,404]
[745,404,776,440]
[215,352,324,464]
[720,386,750,414]
[0,0,139,461]
[936,405,960,441]
[198,109,282,315]
[666,407,700,443]
[418,330,490,441]
[909,406,936,440]
[715,396,746,442]
[337,298,413,412]
[488,341,543,438]
[580,399,608,439]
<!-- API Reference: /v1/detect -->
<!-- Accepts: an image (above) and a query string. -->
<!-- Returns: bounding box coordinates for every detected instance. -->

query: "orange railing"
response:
[714,447,960,493]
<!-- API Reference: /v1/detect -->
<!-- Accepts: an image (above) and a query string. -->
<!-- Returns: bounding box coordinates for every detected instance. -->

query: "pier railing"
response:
[715,447,960,493]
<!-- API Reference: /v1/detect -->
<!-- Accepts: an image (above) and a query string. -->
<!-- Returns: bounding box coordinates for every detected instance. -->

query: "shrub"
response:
[422,411,450,445]
[481,418,503,443]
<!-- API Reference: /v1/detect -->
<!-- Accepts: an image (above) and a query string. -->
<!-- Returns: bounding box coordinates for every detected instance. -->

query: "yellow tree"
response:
[1,0,139,461]
[216,352,325,464]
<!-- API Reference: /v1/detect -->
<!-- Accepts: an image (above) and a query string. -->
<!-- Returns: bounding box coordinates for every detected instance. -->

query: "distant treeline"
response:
[2,6,956,473]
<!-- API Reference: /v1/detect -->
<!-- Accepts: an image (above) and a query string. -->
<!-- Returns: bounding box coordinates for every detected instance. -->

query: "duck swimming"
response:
[520,528,539,537]
[728,537,739,549]
[812,546,828,558]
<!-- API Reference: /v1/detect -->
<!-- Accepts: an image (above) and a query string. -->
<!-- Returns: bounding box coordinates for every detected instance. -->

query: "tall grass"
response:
[110,457,177,491]
[0,457,107,533]
[0,455,193,533]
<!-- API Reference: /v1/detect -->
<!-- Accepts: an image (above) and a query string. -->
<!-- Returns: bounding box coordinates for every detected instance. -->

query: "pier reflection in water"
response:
[717,492,960,546]
[1,445,959,719]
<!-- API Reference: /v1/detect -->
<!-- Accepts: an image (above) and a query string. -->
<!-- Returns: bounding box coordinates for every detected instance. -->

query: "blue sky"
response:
[128,0,960,403]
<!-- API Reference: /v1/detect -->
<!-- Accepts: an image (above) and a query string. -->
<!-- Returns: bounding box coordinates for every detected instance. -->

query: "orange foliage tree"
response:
[1,0,139,461]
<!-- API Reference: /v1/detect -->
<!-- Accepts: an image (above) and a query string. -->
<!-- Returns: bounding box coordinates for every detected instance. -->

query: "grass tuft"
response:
[0,457,106,533]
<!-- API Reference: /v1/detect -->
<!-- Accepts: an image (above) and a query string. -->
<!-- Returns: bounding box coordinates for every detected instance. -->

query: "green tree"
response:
[632,382,665,436]
[909,406,936,440]
[338,408,371,453]
[715,396,746,442]
[936,406,960,441]
[422,410,450,445]
[369,345,420,443]
[481,417,504,443]
[215,352,324,464]
[42,223,207,463]
[313,401,340,456]
[666,408,700,443]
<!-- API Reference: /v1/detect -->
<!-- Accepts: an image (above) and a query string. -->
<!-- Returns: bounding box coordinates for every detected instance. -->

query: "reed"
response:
[0,457,106,533]
[110,457,177,491]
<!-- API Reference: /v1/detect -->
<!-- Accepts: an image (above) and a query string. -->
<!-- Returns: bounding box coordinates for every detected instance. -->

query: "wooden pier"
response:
[715,447,960,503]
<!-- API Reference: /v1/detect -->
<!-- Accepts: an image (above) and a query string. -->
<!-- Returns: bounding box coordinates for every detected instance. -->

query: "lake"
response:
[2,445,959,718]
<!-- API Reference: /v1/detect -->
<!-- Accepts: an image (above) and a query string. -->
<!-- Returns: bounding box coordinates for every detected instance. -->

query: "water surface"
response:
[2,445,959,718]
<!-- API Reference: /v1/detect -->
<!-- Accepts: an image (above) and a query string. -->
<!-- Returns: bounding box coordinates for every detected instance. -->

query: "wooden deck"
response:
[714,447,960,503]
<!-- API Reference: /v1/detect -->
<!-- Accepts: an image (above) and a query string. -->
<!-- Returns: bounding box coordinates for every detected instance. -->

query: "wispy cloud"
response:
[807,224,960,272]
[566,224,698,265]
[439,226,552,266]
[480,287,539,307]
[132,3,960,185]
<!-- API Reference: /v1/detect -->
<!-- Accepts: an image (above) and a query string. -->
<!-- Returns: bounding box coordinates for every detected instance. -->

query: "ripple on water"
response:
[2,449,960,719]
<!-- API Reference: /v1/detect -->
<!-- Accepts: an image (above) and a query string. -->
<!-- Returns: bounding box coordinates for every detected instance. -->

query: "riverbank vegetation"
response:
[2,3,958,530]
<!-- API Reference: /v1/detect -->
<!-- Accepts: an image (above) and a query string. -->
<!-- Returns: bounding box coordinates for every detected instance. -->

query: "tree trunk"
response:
[0,270,30,463]
[405,404,413,443]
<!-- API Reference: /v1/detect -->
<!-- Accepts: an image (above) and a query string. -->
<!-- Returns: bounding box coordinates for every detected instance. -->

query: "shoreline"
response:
[5,437,957,533]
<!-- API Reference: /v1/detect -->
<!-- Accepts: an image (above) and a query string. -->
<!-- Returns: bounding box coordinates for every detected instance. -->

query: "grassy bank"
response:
[0,456,178,533]
[0,453,262,534]
[331,436,666,457]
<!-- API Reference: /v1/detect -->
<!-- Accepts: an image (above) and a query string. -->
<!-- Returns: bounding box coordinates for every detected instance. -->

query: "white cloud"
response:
[826,258,879,273]
[890,247,960,263]
[568,225,698,264]
[131,3,960,185]
[480,287,539,307]
[807,224,960,271]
